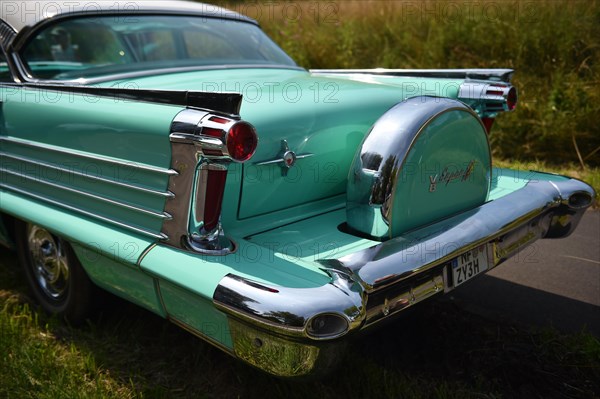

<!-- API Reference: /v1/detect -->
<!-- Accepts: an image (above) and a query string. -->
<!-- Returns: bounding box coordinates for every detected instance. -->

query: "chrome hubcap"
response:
[27,224,70,300]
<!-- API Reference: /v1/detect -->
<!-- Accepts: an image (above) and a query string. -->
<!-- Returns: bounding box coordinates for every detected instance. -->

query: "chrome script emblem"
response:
[428,160,476,192]
[429,175,438,192]
[255,140,313,176]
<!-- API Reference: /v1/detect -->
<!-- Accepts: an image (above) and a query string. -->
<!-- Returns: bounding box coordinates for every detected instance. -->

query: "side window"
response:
[121,30,177,61]
[21,19,132,79]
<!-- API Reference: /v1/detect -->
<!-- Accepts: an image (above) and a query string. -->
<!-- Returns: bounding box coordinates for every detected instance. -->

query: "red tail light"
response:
[227,122,258,162]
[209,116,230,124]
[506,87,517,111]
[481,117,495,133]
[203,168,227,232]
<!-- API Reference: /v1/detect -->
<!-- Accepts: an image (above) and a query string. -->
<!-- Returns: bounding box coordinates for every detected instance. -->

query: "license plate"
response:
[451,245,489,287]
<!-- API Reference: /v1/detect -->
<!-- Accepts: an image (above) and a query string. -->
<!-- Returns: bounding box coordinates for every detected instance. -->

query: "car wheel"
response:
[16,221,94,324]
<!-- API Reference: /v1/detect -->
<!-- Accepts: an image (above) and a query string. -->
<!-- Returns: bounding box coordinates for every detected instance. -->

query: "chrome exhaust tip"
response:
[566,191,594,209]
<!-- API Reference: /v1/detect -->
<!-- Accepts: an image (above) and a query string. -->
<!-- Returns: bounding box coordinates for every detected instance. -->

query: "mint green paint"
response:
[248,208,377,261]
[389,109,490,237]
[489,169,529,200]
[114,69,465,219]
[489,168,570,200]
[0,87,180,169]
[248,168,569,266]
[495,168,570,183]
[140,241,330,294]
[312,73,462,99]
[159,280,233,349]
[0,86,183,237]
[71,242,166,317]
[225,193,345,238]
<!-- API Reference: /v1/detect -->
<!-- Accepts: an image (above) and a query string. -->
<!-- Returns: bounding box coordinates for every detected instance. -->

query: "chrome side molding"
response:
[0,135,173,240]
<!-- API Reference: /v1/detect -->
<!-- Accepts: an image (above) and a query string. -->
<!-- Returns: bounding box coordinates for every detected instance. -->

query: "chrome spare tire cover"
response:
[347,96,491,240]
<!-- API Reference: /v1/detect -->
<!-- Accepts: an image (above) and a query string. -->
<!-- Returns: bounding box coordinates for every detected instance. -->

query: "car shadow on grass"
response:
[1,248,599,399]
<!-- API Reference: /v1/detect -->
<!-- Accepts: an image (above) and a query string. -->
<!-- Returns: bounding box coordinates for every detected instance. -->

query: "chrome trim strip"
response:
[169,133,223,147]
[254,159,286,166]
[0,167,171,220]
[0,184,167,240]
[0,152,174,198]
[253,140,313,176]
[187,161,234,254]
[311,68,514,82]
[254,140,314,166]
[0,136,178,176]
[365,274,445,327]
[163,109,211,249]
[137,243,158,267]
[48,65,306,86]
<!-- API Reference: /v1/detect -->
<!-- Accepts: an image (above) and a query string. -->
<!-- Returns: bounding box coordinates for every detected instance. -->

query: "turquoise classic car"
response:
[0,1,595,377]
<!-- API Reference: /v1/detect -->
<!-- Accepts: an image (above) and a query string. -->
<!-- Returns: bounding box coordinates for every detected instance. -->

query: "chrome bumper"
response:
[213,177,594,377]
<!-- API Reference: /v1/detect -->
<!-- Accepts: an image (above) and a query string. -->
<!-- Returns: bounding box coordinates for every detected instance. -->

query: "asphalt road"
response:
[451,210,600,336]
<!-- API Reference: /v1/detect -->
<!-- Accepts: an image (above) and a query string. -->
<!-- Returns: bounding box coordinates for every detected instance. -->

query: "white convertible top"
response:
[0,0,251,33]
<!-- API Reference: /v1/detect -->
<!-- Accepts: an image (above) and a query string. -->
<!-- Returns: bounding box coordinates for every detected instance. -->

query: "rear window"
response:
[20,15,296,80]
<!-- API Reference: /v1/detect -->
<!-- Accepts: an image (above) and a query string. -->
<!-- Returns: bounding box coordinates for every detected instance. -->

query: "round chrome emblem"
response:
[282,151,297,168]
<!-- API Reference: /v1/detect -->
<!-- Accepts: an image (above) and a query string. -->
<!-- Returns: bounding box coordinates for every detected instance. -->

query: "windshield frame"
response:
[10,10,303,84]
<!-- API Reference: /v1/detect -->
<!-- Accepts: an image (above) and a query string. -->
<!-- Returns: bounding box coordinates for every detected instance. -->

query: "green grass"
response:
[0,267,135,398]
[216,0,600,168]
[1,250,599,398]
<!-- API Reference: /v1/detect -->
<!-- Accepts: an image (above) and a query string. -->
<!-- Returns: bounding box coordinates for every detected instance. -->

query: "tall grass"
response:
[219,0,600,167]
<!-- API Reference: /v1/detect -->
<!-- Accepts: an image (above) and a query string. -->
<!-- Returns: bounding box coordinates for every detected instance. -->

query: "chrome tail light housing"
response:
[162,109,258,254]
[458,81,517,133]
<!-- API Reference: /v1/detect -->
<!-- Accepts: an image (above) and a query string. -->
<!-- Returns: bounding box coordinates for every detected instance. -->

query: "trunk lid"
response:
[113,68,464,218]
